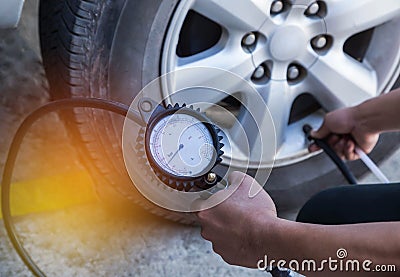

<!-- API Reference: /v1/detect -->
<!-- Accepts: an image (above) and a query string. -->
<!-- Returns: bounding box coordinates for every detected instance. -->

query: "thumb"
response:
[228,171,263,198]
[311,120,331,139]
[228,171,248,188]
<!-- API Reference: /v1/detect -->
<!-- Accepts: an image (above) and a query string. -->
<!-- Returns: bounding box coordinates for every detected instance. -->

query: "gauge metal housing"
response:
[137,103,224,191]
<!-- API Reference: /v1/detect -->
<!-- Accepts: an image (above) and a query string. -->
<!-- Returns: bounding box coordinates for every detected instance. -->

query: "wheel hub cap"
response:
[269,26,306,62]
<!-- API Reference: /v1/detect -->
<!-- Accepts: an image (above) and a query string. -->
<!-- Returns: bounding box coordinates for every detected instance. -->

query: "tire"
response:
[39,0,400,222]
[39,0,197,224]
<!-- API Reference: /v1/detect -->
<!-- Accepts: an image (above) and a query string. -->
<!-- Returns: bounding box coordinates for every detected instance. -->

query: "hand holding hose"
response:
[309,106,380,161]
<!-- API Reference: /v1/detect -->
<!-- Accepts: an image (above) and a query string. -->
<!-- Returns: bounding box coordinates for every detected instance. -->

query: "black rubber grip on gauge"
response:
[303,124,357,185]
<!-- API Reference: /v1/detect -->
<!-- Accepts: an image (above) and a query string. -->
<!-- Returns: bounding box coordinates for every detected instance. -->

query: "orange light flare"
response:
[1,106,165,274]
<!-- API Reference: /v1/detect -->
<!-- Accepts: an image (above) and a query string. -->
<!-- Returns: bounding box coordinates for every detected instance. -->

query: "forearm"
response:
[264,219,400,276]
[354,88,400,134]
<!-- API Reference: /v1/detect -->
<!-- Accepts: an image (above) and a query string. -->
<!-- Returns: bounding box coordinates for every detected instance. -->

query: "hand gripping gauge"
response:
[136,98,224,192]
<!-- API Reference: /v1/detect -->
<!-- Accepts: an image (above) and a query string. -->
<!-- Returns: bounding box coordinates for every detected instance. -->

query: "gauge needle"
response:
[168,144,184,164]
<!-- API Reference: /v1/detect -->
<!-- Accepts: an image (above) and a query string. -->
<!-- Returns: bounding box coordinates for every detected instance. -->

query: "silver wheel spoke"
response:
[229,81,293,157]
[325,0,400,43]
[302,16,326,39]
[192,0,271,32]
[287,0,315,5]
[286,4,309,18]
[171,48,255,110]
[308,51,378,110]
[177,47,253,74]
[161,0,400,167]
[271,61,289,80]
[262,81,293,150]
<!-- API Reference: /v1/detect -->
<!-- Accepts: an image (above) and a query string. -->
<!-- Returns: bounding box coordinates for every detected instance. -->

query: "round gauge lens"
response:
[148,113,216,177]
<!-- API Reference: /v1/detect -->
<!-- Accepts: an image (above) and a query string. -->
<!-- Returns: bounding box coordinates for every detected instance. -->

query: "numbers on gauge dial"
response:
[148,114,215,177]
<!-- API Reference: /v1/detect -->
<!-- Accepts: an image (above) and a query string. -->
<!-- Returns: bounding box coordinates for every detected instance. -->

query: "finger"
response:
[192,201,203,213]
[228,171,248,189]
[334,139,346,160]
[193,173,245,211]
[200,226,211,240]
[327,135,341,146]
[308,135,339,153]
[310,119,331,139]
[308,143,320,152]
[228,171,265,199]
[359,137,378,154]
[193,188,233,212]
[228,171,255,197]
[195,208,209,220]
[344,140,356,161]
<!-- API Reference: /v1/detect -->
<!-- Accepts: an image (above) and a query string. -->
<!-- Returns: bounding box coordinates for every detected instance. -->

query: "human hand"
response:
[309,107,379,160]
[196,171,278,268]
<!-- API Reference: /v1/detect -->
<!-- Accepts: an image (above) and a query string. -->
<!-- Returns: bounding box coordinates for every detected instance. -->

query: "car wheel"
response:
[39,0,400,221]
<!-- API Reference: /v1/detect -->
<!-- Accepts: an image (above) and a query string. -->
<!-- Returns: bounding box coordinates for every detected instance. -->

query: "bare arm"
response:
[269,218,400,276]
[310,87,400,160]
[354,87,400,133]
[198,172,400,276]
[275,89,400,273]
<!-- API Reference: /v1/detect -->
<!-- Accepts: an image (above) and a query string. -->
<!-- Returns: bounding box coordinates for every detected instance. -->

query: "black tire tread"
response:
[39,0,195,225]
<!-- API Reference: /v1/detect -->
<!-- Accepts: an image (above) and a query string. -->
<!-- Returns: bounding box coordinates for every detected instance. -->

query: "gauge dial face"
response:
[148,113,216,178]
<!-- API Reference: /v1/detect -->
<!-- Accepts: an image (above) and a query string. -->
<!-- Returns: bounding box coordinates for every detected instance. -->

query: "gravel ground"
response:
[0,1,399,277]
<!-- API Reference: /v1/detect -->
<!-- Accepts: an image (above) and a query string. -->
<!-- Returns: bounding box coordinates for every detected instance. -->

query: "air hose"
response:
[1,98,370,277]
[1,98,143,277]
[303,124,358,185]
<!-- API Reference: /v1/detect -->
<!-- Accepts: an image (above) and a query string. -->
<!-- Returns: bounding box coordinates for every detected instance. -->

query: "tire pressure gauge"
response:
[137,98,224,191]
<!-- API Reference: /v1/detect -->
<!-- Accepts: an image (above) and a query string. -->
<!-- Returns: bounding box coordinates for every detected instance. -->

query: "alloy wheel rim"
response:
[161,0,400,167]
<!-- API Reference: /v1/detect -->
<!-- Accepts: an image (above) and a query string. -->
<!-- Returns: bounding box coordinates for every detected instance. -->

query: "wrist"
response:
[353,99,382,134]
[256,217,295,260]
[349,104,363,131]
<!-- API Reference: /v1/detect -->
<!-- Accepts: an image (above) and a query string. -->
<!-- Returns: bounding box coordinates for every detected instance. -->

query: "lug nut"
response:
[253,65,266,79]
[271,0,284,14]
[242,32,257,47]
[312,35,327,49]
[287,65,300,80]
[306,2,320,15]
